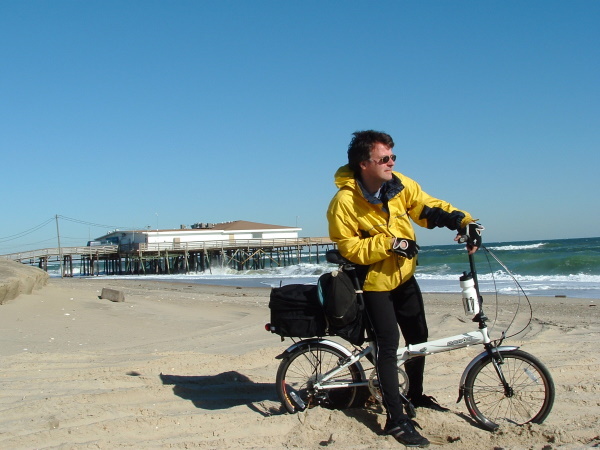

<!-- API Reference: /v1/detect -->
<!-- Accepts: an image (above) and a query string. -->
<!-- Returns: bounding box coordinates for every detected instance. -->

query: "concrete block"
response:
[100,288,125,302]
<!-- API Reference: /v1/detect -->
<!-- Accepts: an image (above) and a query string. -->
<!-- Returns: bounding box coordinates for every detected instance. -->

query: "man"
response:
[326,130,482,448]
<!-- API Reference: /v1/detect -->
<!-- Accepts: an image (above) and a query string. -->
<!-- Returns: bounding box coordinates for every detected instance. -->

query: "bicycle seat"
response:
[326,249,353,266]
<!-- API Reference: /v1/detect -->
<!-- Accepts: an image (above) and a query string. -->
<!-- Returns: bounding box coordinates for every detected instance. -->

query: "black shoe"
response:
[410,394,450,412]
[384,420,430,448]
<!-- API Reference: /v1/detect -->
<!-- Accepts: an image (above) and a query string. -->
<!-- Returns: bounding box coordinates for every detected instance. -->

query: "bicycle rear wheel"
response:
[276,342,362,413]
[463,349,555,431]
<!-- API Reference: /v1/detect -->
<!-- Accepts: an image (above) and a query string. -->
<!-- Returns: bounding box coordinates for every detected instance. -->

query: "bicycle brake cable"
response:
[481,246,533,339]
[479,246,502,336]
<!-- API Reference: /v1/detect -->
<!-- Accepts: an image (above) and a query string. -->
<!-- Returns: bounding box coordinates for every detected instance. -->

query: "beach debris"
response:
[48,415,59,430]
[319,433,335,446]
[99,288,125,302]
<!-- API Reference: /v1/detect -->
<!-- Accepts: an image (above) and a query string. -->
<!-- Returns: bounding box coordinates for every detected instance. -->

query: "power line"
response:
[57,215,142,230]
[1,215,146,251]
[57,215,128,229]
[0,217,54,243]
[0,237,57,252]
[5,237,57,247]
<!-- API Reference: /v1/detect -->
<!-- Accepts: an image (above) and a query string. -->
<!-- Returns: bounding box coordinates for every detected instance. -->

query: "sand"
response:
[0,259,49,305]
[0,262,598,449]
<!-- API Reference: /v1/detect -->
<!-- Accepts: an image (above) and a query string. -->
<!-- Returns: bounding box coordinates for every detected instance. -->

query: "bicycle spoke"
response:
[276,343,361,413]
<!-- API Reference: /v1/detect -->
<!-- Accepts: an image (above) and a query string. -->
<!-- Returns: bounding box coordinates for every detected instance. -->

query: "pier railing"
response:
[1,237,334,263]
[135,237,333,253]
[0,245,119,262]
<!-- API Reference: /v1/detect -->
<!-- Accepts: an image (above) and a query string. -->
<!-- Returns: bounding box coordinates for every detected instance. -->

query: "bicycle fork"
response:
[457,344,520,404]
[485,345,514,398]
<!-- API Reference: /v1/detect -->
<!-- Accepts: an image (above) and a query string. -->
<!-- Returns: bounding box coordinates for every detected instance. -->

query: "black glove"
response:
[457,223,484,248]
[391,238,420,259]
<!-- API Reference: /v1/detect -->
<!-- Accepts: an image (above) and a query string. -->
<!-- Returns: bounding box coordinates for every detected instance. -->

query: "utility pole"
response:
[55,214,63,278]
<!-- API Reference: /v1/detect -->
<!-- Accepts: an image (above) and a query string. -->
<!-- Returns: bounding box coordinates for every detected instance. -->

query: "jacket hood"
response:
[333,165,356,189]
[334,165,404,201]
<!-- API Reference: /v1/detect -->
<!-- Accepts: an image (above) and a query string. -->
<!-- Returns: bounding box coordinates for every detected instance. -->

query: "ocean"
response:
[53,237,600,300]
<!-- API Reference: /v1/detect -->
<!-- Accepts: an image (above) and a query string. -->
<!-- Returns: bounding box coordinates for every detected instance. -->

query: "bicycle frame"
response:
[273,248,554,430]
[290,322,508,393]
[284,251,515,394]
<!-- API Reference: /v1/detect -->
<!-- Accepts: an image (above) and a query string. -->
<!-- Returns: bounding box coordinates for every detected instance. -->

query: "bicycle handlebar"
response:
[328,247,487,319]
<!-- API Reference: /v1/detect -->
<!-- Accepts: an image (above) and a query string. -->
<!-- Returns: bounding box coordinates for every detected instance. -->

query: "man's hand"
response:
[391,238,420,259]
[455,223,484,254]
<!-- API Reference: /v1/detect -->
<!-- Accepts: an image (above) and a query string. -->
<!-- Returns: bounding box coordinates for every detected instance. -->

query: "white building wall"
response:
[263,231,299,239]
[145,231,226,244]
[98,228,300,246]
[143,230,299,243]
[232,233,253,240]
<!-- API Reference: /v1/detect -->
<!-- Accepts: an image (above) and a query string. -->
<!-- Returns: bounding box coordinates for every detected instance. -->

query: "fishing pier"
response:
[2,237,336,277]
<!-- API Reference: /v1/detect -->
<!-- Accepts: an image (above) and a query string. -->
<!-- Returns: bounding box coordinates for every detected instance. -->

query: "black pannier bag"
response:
[318,270,357,327]
[269,284,326,337]
[318,270,365,346]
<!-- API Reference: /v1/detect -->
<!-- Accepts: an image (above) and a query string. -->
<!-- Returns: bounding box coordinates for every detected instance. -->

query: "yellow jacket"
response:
[327,165,475,291]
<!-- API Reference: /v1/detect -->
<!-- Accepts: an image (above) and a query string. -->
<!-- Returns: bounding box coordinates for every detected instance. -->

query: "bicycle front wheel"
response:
[463,349,555,431]
[276,342,362,413]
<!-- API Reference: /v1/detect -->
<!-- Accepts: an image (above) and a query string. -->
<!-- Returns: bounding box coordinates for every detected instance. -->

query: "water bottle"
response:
[460,272,480,315]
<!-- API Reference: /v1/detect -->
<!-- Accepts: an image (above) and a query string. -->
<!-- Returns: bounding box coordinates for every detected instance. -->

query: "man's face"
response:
[359,142,395,186]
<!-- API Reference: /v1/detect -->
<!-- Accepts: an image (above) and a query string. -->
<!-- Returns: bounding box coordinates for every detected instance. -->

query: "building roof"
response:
[95,220,299,239]
[210,220,298,231]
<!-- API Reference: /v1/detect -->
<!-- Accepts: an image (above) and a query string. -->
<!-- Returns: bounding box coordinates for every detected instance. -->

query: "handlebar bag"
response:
[269,284,326,337]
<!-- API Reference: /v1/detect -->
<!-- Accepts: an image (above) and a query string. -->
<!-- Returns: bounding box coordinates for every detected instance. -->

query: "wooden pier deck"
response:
[1,237,336,277]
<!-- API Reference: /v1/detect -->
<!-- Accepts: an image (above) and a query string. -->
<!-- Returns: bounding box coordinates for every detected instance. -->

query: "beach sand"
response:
[1,261,599,449]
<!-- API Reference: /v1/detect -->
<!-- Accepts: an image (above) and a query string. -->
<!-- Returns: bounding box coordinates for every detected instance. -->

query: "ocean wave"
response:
[486,243,546,251]
[54,265,600,298]
[52,262,600,284]
[416,271,600,283]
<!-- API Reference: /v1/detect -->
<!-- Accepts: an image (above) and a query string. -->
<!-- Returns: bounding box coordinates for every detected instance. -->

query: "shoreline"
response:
[47,273,600,300]
[1,275,598,448]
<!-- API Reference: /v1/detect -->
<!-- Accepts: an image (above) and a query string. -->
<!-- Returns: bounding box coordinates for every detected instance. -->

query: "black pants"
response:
[363,276,428,422]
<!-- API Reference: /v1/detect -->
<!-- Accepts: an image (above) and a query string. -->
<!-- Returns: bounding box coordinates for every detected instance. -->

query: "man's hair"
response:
[347,130,395,175]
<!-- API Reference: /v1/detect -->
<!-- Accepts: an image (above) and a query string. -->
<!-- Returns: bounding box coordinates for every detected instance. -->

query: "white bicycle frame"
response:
[283,320,517,393]
[274,249,555,431]
[279,249,525,398]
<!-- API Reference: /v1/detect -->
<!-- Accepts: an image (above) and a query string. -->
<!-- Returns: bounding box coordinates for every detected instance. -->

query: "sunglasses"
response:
[369,154,397,164]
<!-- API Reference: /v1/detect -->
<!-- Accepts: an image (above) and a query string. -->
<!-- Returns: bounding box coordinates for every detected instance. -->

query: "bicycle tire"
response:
[463,349,555,431]
[276,342,362,413]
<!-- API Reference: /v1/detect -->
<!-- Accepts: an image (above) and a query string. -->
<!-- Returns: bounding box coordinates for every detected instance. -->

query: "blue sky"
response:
[1,0,599,253]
